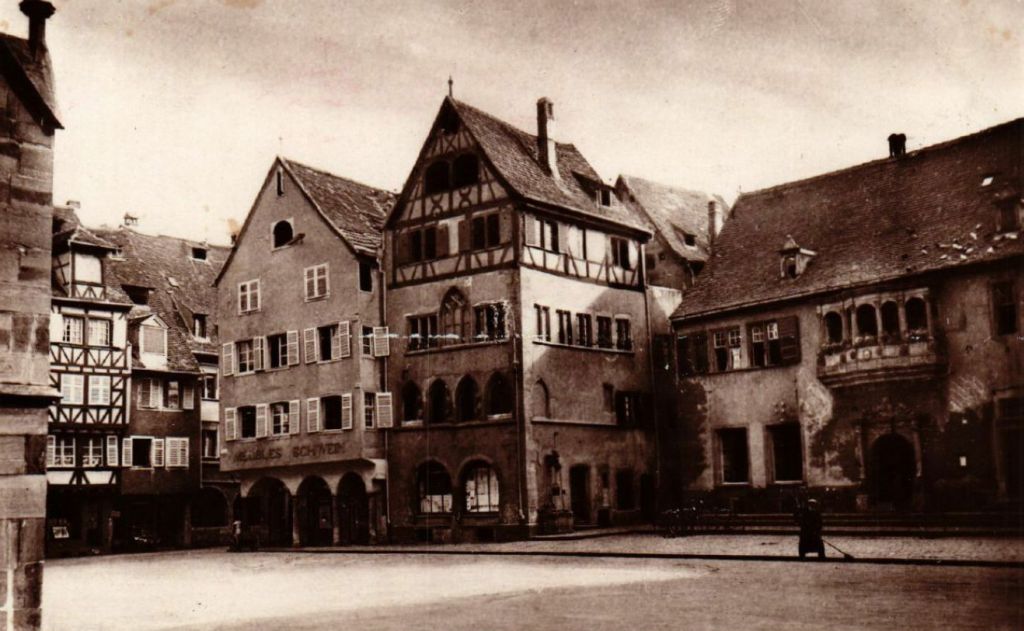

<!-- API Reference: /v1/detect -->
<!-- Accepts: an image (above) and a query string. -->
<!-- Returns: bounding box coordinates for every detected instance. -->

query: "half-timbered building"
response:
[384,97,658,542]
[216,157,395,546]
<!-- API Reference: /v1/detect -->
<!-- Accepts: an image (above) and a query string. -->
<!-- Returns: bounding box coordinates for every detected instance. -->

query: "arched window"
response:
[905,297,928,333]
[856,304,878,338]
[424,161,450,196]
[452,154,480,189]
[462,461,499,513]
[440,288,468,345]
[783,255,798,279]
[880,301,900,338]
[532,380,550,419]
[485,372,513,416]
[401,381,422,423]
[417,462,452,514]
[824,311,843,344]
[272,220,294,248]
[428,379,450,424]
[455,376,478,423]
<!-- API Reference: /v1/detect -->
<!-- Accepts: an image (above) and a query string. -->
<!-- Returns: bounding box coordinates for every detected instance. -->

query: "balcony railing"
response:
[817,336,946,388]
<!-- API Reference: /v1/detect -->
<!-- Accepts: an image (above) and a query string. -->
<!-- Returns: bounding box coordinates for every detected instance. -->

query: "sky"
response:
[1,0,1020,245]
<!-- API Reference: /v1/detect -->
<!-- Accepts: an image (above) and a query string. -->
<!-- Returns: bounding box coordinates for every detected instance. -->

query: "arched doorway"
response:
[869,433,916,508]
[337,474,369,545]
[297,477,333,547]
[246,478,292,547]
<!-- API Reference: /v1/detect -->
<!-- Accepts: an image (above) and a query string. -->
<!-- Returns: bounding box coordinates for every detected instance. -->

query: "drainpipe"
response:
[640,241,662,519]
[378,252,391,536]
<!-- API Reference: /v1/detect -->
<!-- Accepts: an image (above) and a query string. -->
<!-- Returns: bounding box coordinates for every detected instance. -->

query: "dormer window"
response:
[779,235,815,279]
[599,188,612,207]
[996,197,1021,233]
[191,247,207,261]
[193,314,208,339]
[141,323,167,357]
[73,252,102,284]
[123,285,150,306]
[272,220,294,248]
[981,175,995,187]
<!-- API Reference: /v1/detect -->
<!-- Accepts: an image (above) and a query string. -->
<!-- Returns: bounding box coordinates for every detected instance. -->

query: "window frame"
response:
[62,315,84,345]
[87,318,112,347]
[303,263,330,301]
[238,279,261,314]
[992,281,1018,337]
[270,401,290,436]
[60,373,84,405]
[236,339,255,374]
[238,406,257,439]
[88,375,111,406]
[267,333,289,370]
[718,427,750,485]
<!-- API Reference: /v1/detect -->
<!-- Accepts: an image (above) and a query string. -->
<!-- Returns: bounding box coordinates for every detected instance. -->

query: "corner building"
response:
[385,97,658,542]
[217,158,395,546]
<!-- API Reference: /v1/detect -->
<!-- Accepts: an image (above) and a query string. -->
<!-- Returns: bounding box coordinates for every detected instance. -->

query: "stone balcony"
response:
[818,336,946,388]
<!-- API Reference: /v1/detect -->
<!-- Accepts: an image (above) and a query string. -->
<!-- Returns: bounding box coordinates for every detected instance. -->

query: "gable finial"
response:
[448,75,453,98]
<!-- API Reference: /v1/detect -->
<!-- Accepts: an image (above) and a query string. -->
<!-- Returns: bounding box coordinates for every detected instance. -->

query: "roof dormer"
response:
[779,235,816,279]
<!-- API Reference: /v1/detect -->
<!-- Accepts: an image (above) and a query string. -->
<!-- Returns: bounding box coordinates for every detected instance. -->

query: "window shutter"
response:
[139,378,151,407]
[178,439,189,467]
[153,438,165,468]
[254,336,266,371]
[330,326,342,360]
[306,398,321,433]
[524,214,539,246]
[46,435,55,467]
[436,223,450,257]
[225,408,237,442]
[304,267,314,300]
[457,219,470,253]
[287,330,300,366]
[339,321,352,358]
[778,316,802,364]
[106,435,118,467]
[499,209,513,244]
[289,400,301,435]
[222,342,234,376]
[256,404,269,438]
[397,232,412,265]
[149,379,162,409]
[304,328,317,363]
[122,437,133,468]
[373,326,390,357]
[183,383,195,410]
[376,392,394,428]
[341,393,353,430]
[556,222,569,253]
[49,312,63,346]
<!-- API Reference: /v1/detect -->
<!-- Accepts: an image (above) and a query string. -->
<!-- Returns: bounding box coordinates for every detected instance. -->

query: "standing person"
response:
[230,519,242,552]
[795,499,825,559]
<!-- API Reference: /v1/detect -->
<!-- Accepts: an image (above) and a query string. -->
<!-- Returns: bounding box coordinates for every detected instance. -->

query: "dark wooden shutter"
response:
[778,316,801,364]
[675,335,693,376]
[457,219,470,252]
[692,331,709,374]
[436,223,450,257]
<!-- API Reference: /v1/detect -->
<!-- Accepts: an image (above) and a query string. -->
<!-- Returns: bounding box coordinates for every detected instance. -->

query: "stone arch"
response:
[455,375,479,422]
[401,380,423,423]
[459,458,501,514]
[824,311,843,344]
[272,220,294,248]
[439,287,469,344]
[905,297,928,333]
[245,477,292,547]
[855,303,878,338]
[485,371,514,416]
[337,472,369,545]
[296,476,333,547]
[415,460,453,515]
[880,301,900,337]
[532,379,550,418]
[428,378,451,425]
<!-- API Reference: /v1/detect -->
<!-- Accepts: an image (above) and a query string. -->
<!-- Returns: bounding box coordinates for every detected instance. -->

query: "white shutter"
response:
[222,342,234,376]
[256,403,269,438]
[376,392,394,428]
[306,398,320,433]
[339,321,352,358]
[49,312,63,345]
[46,435,55,467]
[254,337,266,371]
[153,438,165,468]
[122,437,133,468]
[304,266,314,300]
[225,408,237,442]
[287,330,300,366]
[149,379,162,409]
[183,383,195,410]
[106,435,118,467]
[304,328,317,363]
[373,326,391,357]
[341,393,353,430]
[177,438,189,467]
[289,400,301,435]
[330,326,342,360]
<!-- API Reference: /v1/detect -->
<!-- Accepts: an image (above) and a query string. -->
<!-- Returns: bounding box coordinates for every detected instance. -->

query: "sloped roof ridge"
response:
[280,156,393,199]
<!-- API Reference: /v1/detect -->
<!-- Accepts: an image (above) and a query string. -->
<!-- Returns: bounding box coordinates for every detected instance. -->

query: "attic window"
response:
[981,175,995,187]
[272,220,294,248]
[996,198,1021,233]
[123,285,150,305]
[778,236,816,280]
[276,168,285,196]
[191,247,207,261]
[684,233,696,247]
[599,189,612,207]
[193,314,208,339]
[439,107,460,135]
[783,255,798,279]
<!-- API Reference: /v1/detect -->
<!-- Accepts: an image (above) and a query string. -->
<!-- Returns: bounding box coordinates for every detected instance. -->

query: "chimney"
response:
[19,1,55,59]
[887,132,906,159]
[707,200,722,252]
[536,98,559,179]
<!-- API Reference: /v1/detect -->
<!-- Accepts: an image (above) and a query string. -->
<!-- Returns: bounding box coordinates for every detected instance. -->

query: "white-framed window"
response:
[139,378,162,409]
[87,319,112,347]
[238,279,261,314]
[193,314,208,339]
[304,264,329,300]
[84,437,104,467]
[364,392,375,429]
[55,436,75,467]
[140,324,167,356]
[270,401,290,435]
[62,316,84,345]
[88,375,111,405]
[166,437,189,468]
[201,374,217,400]
[61,374,84,405]
[361,326,374,357]
[236,339,255,374]
[126,436,154,468]
[615,317,633,351]
[166,380,181,409]
[463,462,500,513]
[202,429,218,459]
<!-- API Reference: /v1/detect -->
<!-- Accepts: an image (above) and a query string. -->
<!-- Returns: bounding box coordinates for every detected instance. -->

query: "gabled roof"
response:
[97,228,229,370]
[388,97,649,235]
[0,34,60,128]
[674,117,1024,320]
[50,206,133,305]
[616,174,728,262]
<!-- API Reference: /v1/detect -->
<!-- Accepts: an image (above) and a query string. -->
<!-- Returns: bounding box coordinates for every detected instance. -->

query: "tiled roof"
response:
[97,228,229,371]
[282,158,395,256]
[448,98,649,233]
[0,34,60,128]
[616,174,728,262]
[674,118,1024,320]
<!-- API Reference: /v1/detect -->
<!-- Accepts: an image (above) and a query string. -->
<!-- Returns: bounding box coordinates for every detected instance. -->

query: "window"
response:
[238,406,257,439]
[322,396,343,431]
[123,285,150,305]
[718,428,749,484]
[84,437,103,467]
[540,219,559,253]
[166,437,189,468]
[615,470,635,510]
[881,302,900,339]
[191,247,208,261]
[131,437,153,468]
[55,436,75,466]
[73,253,102,284]
[361,326,374,357]
[615,318,632,351]
[359,261,373,292]
[712,327,741,372]
[165,380,180,409]
[138,378,162,409]
[610,237,631,270]
[824,311,843,345]
[855,304,878,339]
[238,279,260,313]
[316,324,338,361]
[87,319,111,347]
[236,339,254,374]
[533,380,550,418]
[783,255,798,279]
[993,282,1017,336]
[424,160,450,195]
[272,220,293,248]
[141,324,167,356]
[201,374,217,400]
[486,373,513,416]
[599,188,612,207]
[463,462,499,513]
[364,393,376,428]
[418,462,453,514]
[61,374,84,405]
[997,198,1021,232]
[684,233,696,247]
[474,303,507,341]
[268,333,288,369]
[749,321,782,367]
[270,402,290,435]
[596,316,613,349]
[408,226,438,263]
[440,289,468,344]
[276,167,285,196]
[304,264,329,300]
[88,375,111,406]
[62,316,83,344]
[455,376,478,422]
[535,305,551,342]
[452,153,480,189]
[401,382,422,423]
[576,313,593,347]
[428,379,450,424]
[615,391,640,426]
[676,332,710,377]
[905,297,928,334]
[192,314,208,339]
[471,213,501,250]
[770,424,803,482]
[202,429,218,459]
[556,310,573,345]
[602,384,614,412]
[408,314,438,351]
